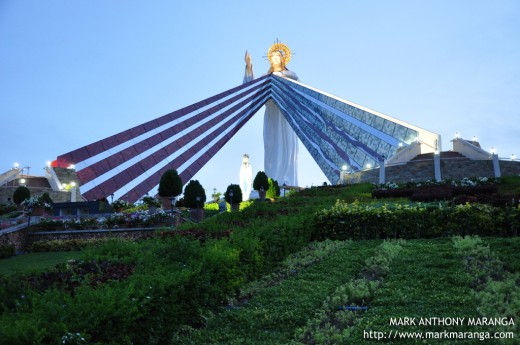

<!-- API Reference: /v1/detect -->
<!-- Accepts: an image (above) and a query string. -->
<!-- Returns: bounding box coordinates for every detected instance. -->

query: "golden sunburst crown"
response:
[267,42,291,65]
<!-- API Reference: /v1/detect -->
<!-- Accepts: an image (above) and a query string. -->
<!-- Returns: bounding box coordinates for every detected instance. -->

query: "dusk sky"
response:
[1,1,519,199]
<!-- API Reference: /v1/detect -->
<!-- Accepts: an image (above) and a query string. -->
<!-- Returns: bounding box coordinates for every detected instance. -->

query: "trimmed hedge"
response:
[314,201,520,240]
[372,184,500,202]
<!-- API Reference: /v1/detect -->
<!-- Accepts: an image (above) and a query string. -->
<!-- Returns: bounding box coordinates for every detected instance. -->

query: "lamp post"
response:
[282,183,286,197]
[340,165,348,185]
[196,196,201,223]
[70,182,77,202]
[170,196,175,228]
[27,206,32,227]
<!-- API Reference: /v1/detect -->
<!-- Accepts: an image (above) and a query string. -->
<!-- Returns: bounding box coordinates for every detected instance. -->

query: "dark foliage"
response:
[12,186,30,205]
[253,171,269,191]
[158,169,183,197]
[224,184,243,204]
[183,180,206,208]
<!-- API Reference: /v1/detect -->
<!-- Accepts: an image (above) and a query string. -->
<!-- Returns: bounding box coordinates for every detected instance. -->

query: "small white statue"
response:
[239,154,253,201]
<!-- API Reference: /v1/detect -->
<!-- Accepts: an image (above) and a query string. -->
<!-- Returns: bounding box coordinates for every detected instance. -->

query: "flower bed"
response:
[32,210,171,231]
[372,177,502,203]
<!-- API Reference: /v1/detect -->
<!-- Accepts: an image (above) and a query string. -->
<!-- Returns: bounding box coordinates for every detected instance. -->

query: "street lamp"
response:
[196,196,201,223]
[170,196,175,228]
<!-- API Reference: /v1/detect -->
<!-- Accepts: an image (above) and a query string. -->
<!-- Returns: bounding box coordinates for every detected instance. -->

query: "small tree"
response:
[266,178,281,199]
[13,186,30,205]
[183,180,206,209]
[253,171,269,191]
[40,192,53,207]
[224,184,243,205]
[211,188,221,203]
[158,169,183,198]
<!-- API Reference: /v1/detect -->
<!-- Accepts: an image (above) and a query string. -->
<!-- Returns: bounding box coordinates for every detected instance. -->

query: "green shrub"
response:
[158,169,183,198]
[40,192,53,206]
[266,178,280,199]
[224,184,242,205]
[0,204,17,216]
[252,171,269,191]
[0,244,15,258]
[314,200,517,240]
[27,238,107,252]
[183,180,206,208]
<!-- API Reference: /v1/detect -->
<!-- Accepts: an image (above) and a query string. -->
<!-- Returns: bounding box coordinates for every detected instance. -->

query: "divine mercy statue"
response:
[243,42,299,187]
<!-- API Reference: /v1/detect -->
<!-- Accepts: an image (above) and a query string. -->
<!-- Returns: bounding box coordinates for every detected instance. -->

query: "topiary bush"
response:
[253,171,269,191]
[183,180,206,209]
[13,186,30,205]
[224,184,242,205]
[158,169,183,198]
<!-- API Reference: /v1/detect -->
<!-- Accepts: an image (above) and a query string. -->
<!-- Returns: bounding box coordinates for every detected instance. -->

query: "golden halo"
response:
[268,42,291,65]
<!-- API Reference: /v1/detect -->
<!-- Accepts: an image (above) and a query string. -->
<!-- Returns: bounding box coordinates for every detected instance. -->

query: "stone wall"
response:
[0,186,82,205]
[0,225,30,253]
[27,228,158,248]
[344,158,520,185]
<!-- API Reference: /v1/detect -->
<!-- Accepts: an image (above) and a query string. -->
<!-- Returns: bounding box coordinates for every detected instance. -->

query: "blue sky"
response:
[1,1,519,198]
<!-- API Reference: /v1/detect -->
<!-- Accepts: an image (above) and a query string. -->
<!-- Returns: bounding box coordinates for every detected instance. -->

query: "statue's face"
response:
[271,51,282,67]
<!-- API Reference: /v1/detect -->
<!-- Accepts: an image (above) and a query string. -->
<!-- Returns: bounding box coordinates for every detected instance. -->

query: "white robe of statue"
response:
[243,49,299,187]
[239,154,253,201]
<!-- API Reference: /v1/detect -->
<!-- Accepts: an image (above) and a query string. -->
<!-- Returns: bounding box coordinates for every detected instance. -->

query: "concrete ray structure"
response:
[53,74,441,203]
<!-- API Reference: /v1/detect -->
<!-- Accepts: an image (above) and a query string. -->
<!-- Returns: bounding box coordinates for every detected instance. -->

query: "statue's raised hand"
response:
[244,50,252,68]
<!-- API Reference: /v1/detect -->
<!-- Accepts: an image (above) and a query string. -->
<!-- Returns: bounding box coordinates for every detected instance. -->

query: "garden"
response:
[0,175,519,344]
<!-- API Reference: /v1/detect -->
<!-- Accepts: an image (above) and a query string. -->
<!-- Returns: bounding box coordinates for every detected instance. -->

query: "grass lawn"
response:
[0,251,83,276]
[351,238,479,344]
[174,240,381,344]
[174,238,508,344]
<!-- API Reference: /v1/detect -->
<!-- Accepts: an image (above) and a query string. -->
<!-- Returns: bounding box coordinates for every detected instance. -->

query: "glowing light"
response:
[434,150,440,155]
[366,163,372,169]
[71,182,76,187]
[490,147,496,154]
[13,162,19,169]
[398,143,403,147]
[46,161,51,166]
[472,136,477,141]
[341,164,348,171]
[511,154,516,161]
[68,164,75,169]
[19,178,26,184]
[455,132,460,138]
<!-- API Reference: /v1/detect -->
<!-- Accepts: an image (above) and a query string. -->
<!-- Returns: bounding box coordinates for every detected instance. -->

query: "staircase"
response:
[0,169,20,187]
[411,151,468,161]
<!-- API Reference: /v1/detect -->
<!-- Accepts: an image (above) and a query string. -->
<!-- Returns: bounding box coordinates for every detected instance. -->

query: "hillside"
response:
[0,181,519,344]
